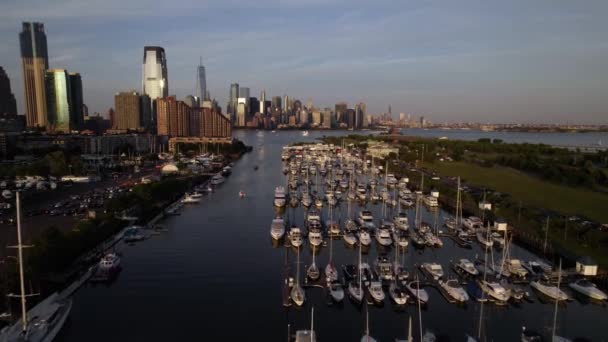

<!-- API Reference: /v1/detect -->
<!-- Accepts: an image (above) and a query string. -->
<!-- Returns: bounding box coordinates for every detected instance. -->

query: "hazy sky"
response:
[1,0,607,124]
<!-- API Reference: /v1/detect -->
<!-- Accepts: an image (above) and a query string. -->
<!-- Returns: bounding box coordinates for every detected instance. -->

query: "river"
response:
[56,130,606,341]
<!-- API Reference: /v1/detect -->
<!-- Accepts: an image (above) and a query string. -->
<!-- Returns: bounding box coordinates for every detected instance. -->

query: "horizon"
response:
[1,0,607,124]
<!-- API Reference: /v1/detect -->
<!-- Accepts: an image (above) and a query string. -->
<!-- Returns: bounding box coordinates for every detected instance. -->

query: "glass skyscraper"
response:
[198,58,207,101]
[45,69,72,133]
[142,46,168,102]
[20,22,49,128]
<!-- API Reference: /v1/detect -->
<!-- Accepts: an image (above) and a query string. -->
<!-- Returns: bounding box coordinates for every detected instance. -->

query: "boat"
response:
[0,192,73,342]
[409,229,426,248]
[314,198,323,208]
[307,245,320,281]
[393,212,409,231]
[302,130,309,137]
[357,229,372,247]
[289,226,303,248]
[98,253,121,272]
[375,223,393,247]
[421,262,444,280]
[343,231,358,246]
[289,193,299,207]
[270,216,285,240]
[389,282,409,305]
[239,191,246,198]
[478,280,511,303]
[438,279,469,303]
[190,191,203,198]
[325,222,339,283]
[374,256,393,282]
[530,281,569,301]
[568,279,608,301]
[405,280,429,304]
[210,174,225,185]
[422,195,438,207]
[505,259,528,279]
[221,166,232,176]
[357,210,375,230]
[491,232,506,248]
[274,186,286,207]
[367,280,385,304]
[392,229,409,248]
[454,259,479,276]
[476,229,494,248]
[181,193,201,204]
[301,193,313,207]
[308,221,323,247]
[328,280,344,303]
[124,225,145,242]
[291,247,306,307]
[348,243,365,305]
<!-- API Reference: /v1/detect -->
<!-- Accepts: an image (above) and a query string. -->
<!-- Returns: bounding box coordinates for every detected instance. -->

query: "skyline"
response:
[1,0,607,124]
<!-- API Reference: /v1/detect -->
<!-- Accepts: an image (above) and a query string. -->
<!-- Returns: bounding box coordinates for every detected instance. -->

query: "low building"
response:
[366,141,399,159]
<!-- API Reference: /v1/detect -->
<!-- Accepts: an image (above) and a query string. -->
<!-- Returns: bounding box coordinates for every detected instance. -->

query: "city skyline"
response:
[0,1,607,124]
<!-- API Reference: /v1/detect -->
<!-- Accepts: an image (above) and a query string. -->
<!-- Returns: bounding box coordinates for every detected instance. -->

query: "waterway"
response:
[57,130,606,341]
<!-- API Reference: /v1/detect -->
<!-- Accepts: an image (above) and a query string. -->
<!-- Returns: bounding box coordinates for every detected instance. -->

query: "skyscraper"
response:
[68,72,83,129]
[20,22,48,128]
[142,46,168,102]
[0,67,17,117]
[259,90,266,115]
[283,95,289,113]
[271,96,282,112]
[45,69,72,133]
[155,96,191,137]
[114,91,142,131]
[335,102,347,124]
[228,83,239,118]
[355,102,366,129]
[197,58,207,101]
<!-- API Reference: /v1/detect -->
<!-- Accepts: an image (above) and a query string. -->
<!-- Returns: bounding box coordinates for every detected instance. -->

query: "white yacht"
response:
[568,279,608,301]
[375,224,393,246]
[478,280,511,303]
[505,259,528,279]
[328,280,345,302]
[270,217,285,240]
[291,247,306,307]
[302,130,309,137]
[357,210,375,229]
[307,249,320,281]
[308,221,323,247]
[348,281,364,304]
[343,231,358,246]
[393,212,409,231]
[462,216,483,231]
[357,229,372,247]
[181,193,201,204]
[389,282,409,305]
[421,263,444,280]
[274,186,286,207]
[530,281,569,301]
[405,280,429,304]
[439,279,469,303]
[210,174,225,185]
[423,195,438,207]
[476,230,494,248]
[98,253,121,272]
[368,280,385,304]
[375,256,393,281]
[289,227,303,247]
[454,259,479,276]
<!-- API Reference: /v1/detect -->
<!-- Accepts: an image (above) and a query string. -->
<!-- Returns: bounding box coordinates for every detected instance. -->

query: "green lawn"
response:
[426,161,608,223]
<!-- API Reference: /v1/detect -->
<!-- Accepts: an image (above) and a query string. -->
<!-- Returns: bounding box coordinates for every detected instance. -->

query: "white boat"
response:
[274,186,286,207]
[190,191,203,198]
[375,256,393,281]
[505,259,528,279]
[343,231,358,246]
[357,210,375,229]
[438,279,469,303]
[210,174,225,185]
[568,279,608,301]
[530,281,569,301]
[478,280,511,303]
[454,258,479,276]
[375,225,393,246]
[405,280,429,304]
[328,280,344,302]
[392,229,409,248]
[389,282,409,305]
[308,221,323,247]
[289,227,303,247]
[357,229,372,247]
[314,198,323,208]
[270,217,285,240]
[367,280,385,304]
[393,212,409,231]
[348,243,365,304]
[301,193,313,207]
[476,230,494,248]
[98,253,121,272]
[491,232,506,248]
[423,195,438,207]
[291,247,306,307]
[181,193,201,204]
[0,192,73,342]
[302,130,309,137]
[421,263,444,280]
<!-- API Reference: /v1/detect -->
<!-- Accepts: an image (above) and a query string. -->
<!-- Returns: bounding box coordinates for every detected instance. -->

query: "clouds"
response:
[0,0,607,123]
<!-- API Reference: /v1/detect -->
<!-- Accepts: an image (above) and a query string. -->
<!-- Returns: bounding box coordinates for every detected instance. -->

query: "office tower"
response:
[0,67,17,117]
[299,109,309,125]
[20,22,49,128]
[292,99,302,113]
[142,46,168,102]
[388,105,392,117]
[283,95,289,112]
[107,108,115,127]
[420,116,425,128]
[306,99,313,111]
[259,90,266,115]
[197,57,207,101]
[238,87,250,104]
[68,72,83,129]
[335,102,347,124]
[140,94,152,130]
[355,102,366,129]
[184,95,199,108]
[322,109,332,129]
[249,97,259,117]
[155,96,191,136]
[236,99,247,127]
[228,83,239,117]
[346,108,355,129]
[82,104,89,118]
[271,96,281,112]
[399,112,406,123]
[45,69,73,133]
[312,111,321,126]
[114,91,142,131]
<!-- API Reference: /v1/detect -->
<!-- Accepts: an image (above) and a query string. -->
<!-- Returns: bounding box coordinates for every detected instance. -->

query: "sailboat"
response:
[307,245,320,281]
[324,211,339,283]
[348,242,365,304]
[360,305,377,342]
[445,177,462,231]
[295,307,316,342]
[0,192,73,341]
[291,247,305,306]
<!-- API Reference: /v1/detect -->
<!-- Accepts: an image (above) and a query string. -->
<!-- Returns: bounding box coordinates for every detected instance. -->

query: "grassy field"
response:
[425,161,608,223]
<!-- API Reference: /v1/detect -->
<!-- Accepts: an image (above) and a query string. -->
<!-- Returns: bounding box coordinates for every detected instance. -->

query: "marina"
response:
[54,130,606,341]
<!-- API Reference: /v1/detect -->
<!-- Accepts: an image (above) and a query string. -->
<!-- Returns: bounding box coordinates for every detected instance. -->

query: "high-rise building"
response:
[299,109,309,126]
[420,116,425,128]
[346,108,355,129]
[114,91,142,131]
[45,69,73,133]
[142,46,168,102]
[322,109,332,129]
[249,97,259,117]
[155,96,191,137]
[0,67,17,117]
[312,111,322,126]
[335,102,347,124]
[140,94,152,131]
[283,95,289,113]
[259,90,266,115]
[228,83,239,118]
[197,57,207,101]
[68,72,83,129]
[271,96,282,112]
[200,108,232,138]
[20,22,49,128]
[238,87,250,104]
[236,98,247,127]
[355,102,366,129]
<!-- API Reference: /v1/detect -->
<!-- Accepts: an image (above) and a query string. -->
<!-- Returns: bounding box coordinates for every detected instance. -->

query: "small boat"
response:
[374,256,393,282]
[405,280,429,304]
[357,210,375,229]
[210,174,225,185]
[289,226,303,248]
[530,280,569,301]
[454,259,479,276]
[393,212,409,231]
[270,217,285,240]
[421,263,444,280]
[314,198,323,208]
[181,193,201,204]
[190,191,203,198]
[239,191,246,198]
[98,253,121,272]
[343,231,358,246]
[367,280,385,304]
[375,224,393,247]
[392,229,409,248]
[438,279,469,303]
[124,226,145,242]
[328,280,344,302]
[302,130,309,137]
[476,229,494,248]
[478,280,510,303]
[505,259,528,279]
[308,221,323,247]
[274,186,286,207]
[389,282,409,305]
[357,229,372,247]
[307,247,320,281]
[568,279,608,301]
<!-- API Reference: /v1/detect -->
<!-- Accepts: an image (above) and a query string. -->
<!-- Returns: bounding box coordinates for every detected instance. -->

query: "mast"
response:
[358,239,362,293]
[416,273,423,342]
[16,192,28,333]
[478,222,490,340]
[329,203,333,263]
[407,316,413,342]
[456,177,461,227]
[311,307,314,336]
[552,259,562,341]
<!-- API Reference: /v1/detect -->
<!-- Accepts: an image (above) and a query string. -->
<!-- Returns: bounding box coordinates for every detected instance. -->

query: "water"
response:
[400,128,607,148]
[57,130,606,341]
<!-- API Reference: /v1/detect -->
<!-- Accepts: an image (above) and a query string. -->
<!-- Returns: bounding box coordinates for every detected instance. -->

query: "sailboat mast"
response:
[456,177,461,226]
[16,192,28,333]
[416,273,423,342]
[552,259,562,341]
[358,241,362,292]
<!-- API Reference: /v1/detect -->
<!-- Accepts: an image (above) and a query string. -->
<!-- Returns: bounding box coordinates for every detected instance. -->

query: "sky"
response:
[0,0,607,124]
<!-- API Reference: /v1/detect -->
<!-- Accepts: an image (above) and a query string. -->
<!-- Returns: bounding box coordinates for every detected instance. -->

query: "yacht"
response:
[190,191,203,198]
[405,280,429,304]
[314,198,323,208]
[530,281,569,301]
[393,212,409,231]
[568,279,608,301]
[421,263,444,280]
[326,220,340,237]
[328,280,345,302]
[356,185,367,201]
[476,229,494,248]
[423,195,438,207]
[302,130,309,137]
[270,217,285,240]
[98,253,121,272]
[392,229,409,248]
[374,256,393,282]
[181,193,201,204]
[306,209,321,223]
[400,198,415,207]
[491,232,506,248]
[289,227,303,247]
[357,210,375,230]
[454,259,479,276]
[375,224,393,247]
[462,216,483,231]
[343,231,358,246]
[439,279,469,303]
[478,280,511,303]
[307,249,320,281]
[308,221,323,247]
[274,186,286,207]
[210,174,225,185]
[389,282,409,305]
[301,193,313,207]
[367,280,385,304]
[357,229,372,247]
[505,259,528,279]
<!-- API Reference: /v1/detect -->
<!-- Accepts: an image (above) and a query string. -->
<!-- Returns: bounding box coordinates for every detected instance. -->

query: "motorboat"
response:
[375,224,393,247]
[274,186,286,207]
[239,191,246,198]
[307,259,320,281]
[291,283,305,307]
[210,174,225,185]
[454,259,479,276]
[505,259,528,279]
[301,193,313,207]
[568,279,608,301]
[98,253,121,272]
[306,208,321,222]
[328,280,345,302]
[348,281,364,304]
[270,217,285,240]
[530,280,569,301]
[389,282,409,305]
[343,231,358,246]
[462,216,483,231]
[423,195,438,207]
[522,260,552,277]
[478,280,511,303]
[124,226,145,242]
[357,229,372,247]
[444,217,459,230]
[289,227,303,247]
[476,230,494,248]
[325,263,338,283]
[181,193,201,204]
[491,232,506,248]
[190,191,203,198]
[374,256,393,282]
[400,198,414,207]
[421,263,444,280]
[409,229,426,248]
[344,219,358,233]
[439,279,469,303]
[392,229,409,248]
[308,221,323,247]
[356,185,367,201]
[405,280,429,304]
[326,219,340,237]
[357,210,375,229]
[393,212,409,231]
[367,280,385,304]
